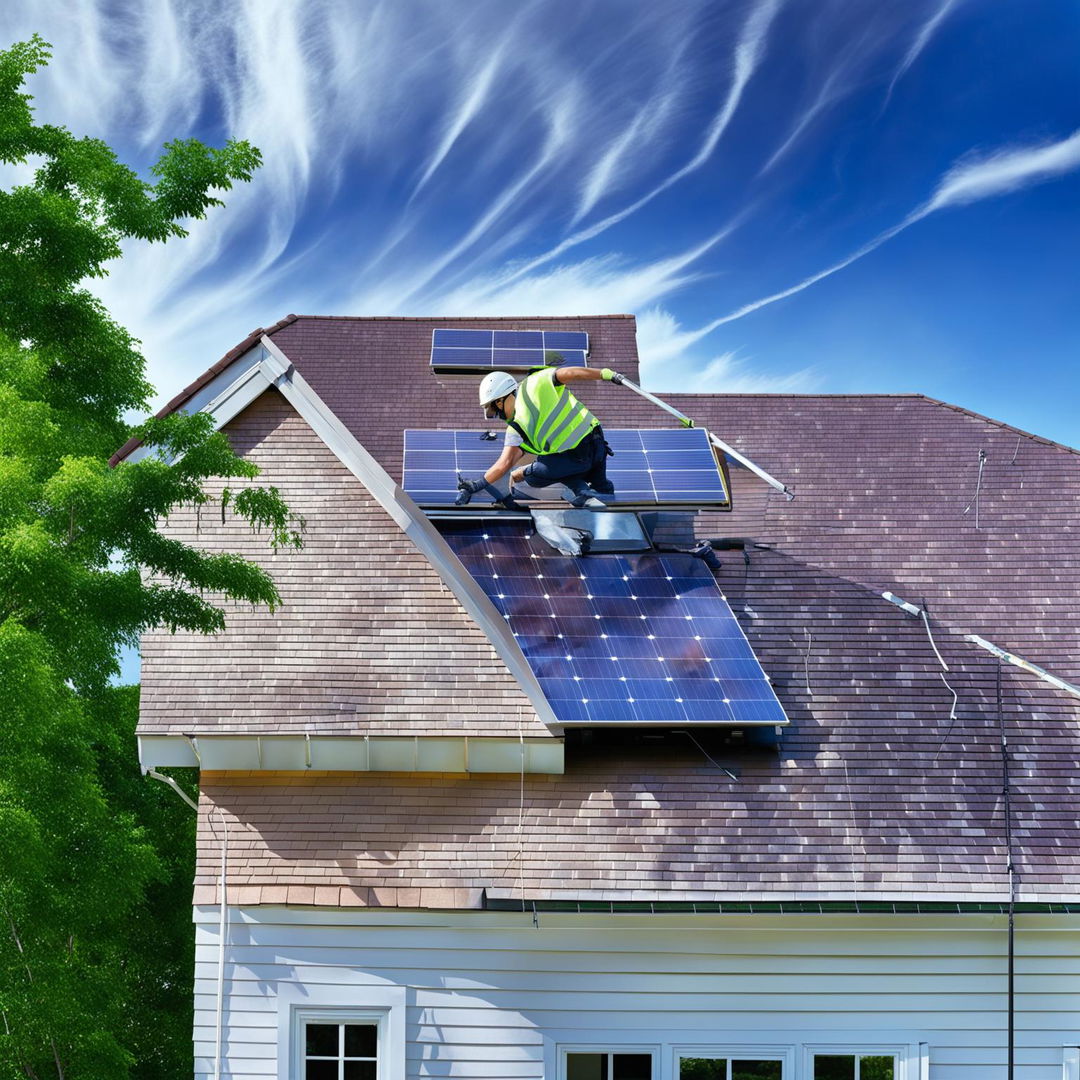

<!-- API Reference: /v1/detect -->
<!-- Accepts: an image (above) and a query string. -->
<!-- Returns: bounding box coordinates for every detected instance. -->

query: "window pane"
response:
[305,1024,339,1057]
[305,1061,337,1080]
[814,1057,855,1080]
[344,1062,377,1080]
[860,1057,894,1080]
[733,1062,782,1080]
[568,1053,608,1080]
[613,1053,653,1080]
[680,1059,727,1080]
[344,1024,378,1057]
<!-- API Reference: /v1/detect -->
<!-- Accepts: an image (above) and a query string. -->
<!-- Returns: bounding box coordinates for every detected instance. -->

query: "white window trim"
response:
[671,1044,795,1080]
[802,1042,915,1080]
[276,983,405,1080]
[558,1042,662,1079]
[1064,1046,1080,1080]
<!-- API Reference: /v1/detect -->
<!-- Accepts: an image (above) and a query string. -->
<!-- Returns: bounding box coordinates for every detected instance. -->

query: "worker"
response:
[458,365,626,509]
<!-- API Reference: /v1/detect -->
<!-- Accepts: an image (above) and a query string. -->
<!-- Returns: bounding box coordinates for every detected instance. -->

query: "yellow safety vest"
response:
[511,370,598,456]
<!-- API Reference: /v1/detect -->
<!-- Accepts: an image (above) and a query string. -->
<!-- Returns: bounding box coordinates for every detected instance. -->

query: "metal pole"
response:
[966,634,1080,700]
[997,662,1015,1080]
[214,811,228,1080]
[617,377,795,499]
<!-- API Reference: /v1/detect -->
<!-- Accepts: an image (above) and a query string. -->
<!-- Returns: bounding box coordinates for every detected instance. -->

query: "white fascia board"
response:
[258,334,563,731]
[123,345,278,464]
[137,734,564,774]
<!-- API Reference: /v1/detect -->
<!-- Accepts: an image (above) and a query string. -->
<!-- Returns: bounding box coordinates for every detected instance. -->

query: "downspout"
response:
[995,665,1015,1080]
[145,769,229,1080]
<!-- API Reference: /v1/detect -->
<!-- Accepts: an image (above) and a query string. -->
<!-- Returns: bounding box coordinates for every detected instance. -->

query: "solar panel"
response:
[440,521,787,728]
[431,328,589,372]
[402,428,730,509]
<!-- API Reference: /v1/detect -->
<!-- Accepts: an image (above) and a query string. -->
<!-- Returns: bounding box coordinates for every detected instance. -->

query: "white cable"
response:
[921,609,950,672]
[518,729,526,913]
[803,628,814,698]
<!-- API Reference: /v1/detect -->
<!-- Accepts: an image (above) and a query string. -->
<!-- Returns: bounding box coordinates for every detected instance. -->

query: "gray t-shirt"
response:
[504,426,523,448]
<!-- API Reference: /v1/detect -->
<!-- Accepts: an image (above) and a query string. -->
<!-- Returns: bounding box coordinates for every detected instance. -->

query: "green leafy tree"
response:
[0,35,299,1078]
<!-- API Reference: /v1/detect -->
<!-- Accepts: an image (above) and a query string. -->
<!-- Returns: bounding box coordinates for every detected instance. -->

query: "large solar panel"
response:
[431,328,589,372]
[440,521,787,727]
[402,428,730,508]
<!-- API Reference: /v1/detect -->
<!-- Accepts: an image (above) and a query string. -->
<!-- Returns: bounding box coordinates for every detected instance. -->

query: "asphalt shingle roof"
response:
[134,314,1080,903]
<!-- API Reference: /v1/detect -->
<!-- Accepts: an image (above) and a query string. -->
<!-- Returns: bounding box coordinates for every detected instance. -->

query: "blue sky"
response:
[3,1,1078,448]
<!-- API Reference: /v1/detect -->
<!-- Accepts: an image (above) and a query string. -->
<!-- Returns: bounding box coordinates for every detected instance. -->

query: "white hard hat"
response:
[478,370,518,408]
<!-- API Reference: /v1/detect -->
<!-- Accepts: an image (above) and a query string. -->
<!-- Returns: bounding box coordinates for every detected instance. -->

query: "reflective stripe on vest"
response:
[512,370,598,455]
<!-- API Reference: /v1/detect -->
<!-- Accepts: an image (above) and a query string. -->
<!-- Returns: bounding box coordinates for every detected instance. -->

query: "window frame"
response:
[277,984,405,1080]
[672,1043,795,1080]
[295,1008,383,1080]
[802,1043,912,1080]
[559,1042,661,1080]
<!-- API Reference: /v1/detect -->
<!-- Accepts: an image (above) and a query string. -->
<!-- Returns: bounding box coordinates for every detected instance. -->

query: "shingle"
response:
[138,314,1080,901]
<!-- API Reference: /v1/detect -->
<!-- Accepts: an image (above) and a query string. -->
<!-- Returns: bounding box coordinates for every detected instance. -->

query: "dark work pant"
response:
[522,427,612,495]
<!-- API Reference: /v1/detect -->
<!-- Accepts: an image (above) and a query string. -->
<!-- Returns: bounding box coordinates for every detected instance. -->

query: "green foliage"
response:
[0,34,297,1077]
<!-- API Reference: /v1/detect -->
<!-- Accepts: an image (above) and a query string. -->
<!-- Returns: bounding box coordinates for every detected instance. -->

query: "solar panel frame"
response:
[439,521,787,728]
[431,328,590,372]
[402,428,730,509]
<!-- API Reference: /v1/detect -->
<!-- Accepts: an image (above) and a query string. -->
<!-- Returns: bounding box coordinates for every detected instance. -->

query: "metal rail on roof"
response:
[616,377,795,499]
[966,635,1080,700]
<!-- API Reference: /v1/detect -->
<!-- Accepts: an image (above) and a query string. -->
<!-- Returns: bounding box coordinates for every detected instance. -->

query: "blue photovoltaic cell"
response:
[402,427,730,507]
[432,328,590,370]
[439,521,787,727]
[494,330,543,349]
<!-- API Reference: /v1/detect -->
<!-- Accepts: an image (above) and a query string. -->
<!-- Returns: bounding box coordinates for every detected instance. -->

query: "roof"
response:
[133,314,1080,903]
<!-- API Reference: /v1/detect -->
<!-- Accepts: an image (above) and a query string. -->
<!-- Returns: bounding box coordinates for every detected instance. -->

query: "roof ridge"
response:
[282,313,637,321]
[919,394,1080,457]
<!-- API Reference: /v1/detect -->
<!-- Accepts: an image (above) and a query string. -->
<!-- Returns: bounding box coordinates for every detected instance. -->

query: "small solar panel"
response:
[402,428,730,509]
[432,329,589,372]
[440,521,787,728]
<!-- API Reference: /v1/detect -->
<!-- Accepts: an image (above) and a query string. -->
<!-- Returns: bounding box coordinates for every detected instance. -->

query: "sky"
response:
[2,1,1078,449]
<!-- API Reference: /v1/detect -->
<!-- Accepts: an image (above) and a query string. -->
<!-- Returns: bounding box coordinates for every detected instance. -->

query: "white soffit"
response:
[138,734,564,774]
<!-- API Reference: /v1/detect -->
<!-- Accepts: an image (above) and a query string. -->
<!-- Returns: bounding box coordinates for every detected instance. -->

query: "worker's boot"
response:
[566,482,608,509]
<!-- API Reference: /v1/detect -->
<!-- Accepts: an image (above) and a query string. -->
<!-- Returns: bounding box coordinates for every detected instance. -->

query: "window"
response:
[302,1020,377,1079]
[678,1059,783,1080]
[278,985,404,1080]
[565,1051,654,1079]
[813,1054,897,1080]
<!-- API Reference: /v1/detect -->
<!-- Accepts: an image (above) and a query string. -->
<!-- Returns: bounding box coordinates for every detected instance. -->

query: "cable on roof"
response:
[962,448,988,530]
[842,760,861,898]
[678,730,738,781]
[802,628,814,699]
[1009,436,1021,466]
[880,593,960,755]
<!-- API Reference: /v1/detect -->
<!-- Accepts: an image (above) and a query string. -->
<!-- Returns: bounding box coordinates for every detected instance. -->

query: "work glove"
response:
[455,475,487,506]
[497,493,526,513]
[601,368,626,385]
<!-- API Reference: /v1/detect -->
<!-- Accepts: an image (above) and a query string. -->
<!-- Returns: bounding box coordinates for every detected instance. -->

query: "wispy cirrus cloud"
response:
[882,0,961,111]
[691,126,1080,335]
[636,308,818,392]
[0,0,1073,422]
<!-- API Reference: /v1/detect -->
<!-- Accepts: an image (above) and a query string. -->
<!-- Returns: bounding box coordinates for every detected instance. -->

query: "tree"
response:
[0,35,299,1077]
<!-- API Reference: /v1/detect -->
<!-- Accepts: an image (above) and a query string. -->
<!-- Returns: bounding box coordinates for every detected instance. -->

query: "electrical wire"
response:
[680,730,738,782]
[803,628,814,698]
[962,449,987,530]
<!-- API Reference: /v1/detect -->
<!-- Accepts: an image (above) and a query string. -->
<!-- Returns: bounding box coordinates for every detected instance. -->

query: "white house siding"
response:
[192,906,1080,1080]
